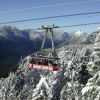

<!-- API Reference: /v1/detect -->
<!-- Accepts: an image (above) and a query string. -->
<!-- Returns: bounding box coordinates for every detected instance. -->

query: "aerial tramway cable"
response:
[0,11,100,24]
[0,0,100,15]
[0,22,100,33]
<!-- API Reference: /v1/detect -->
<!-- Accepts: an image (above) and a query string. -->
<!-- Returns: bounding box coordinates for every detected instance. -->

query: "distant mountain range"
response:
[0,26,70,77]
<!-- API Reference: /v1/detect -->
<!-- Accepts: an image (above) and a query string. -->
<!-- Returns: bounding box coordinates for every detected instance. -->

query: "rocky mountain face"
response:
[0,29,99,100]
[0,26,70,78]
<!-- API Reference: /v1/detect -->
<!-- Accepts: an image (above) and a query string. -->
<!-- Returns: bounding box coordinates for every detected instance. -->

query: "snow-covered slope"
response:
[0,28,100,100]
[0,41,94,100]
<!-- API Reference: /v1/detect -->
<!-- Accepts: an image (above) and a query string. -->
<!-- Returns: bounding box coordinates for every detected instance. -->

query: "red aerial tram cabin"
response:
[28,56,60,71]
[27,25,60,72]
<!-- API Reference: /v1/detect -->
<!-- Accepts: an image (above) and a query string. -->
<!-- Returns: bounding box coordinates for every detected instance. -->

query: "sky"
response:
[0,0,100,32]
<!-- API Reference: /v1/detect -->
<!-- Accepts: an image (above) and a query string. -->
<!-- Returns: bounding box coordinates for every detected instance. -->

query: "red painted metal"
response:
[28,63,59,71]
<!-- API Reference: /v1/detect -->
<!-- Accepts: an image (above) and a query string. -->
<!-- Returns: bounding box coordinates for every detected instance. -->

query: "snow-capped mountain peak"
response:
[74,30,84,36]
